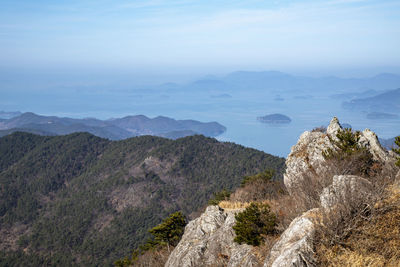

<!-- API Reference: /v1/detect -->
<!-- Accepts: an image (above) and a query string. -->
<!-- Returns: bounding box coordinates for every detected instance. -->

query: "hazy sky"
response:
[1,0,400,75]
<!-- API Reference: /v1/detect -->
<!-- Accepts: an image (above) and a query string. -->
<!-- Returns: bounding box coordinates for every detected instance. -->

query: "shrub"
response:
[315,183,400,266]
[312,126,327,133]
[114,211,186,266]
[323,128,362,159]
[148,211,187,250]
[233,202,276,246]
[323,128,374,176]
[393,136,400,167]
[231,178,285,203]
[241,169,275,187]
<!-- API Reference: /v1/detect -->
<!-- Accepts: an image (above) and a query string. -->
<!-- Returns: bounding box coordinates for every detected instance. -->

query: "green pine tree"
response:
[323,128,374,175]
[233,202,276,246]
[393,136,400,167]
[148,211,187,252]
[323,128,363,159]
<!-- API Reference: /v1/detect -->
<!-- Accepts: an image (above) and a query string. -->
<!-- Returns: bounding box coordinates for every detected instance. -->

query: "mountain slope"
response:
[342,88,400,113]
[0,132,284,266]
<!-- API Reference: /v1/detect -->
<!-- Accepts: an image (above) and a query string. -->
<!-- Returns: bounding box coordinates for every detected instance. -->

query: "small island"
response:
[257,113,292,124]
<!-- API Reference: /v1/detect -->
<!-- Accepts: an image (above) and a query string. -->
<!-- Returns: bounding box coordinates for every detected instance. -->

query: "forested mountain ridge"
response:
[0,132,285,266]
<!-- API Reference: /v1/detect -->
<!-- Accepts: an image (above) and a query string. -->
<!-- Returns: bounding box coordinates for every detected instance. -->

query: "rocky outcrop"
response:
[359,129,390,162]
[320,175,374,210]
[267,117,392,267]
[326,117,341,137]
[264,209,318,267]
[167,117,396,267]
[284,117,392,193]
[165,206,259,267]
[264,174,377,267]
[284,124,333,194]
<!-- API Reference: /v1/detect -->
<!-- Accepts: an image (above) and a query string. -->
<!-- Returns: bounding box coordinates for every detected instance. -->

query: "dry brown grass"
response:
[218,200,272,210]
[229,179,286,203]
[316,183,400,267]
[225,151,399,266]
[312,126,327,133]
[251,234,281,264]
[218,200,250,210]
[317,245,389,267]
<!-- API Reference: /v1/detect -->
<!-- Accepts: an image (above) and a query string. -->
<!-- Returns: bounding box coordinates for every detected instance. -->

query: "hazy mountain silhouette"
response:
[0,112,226,140]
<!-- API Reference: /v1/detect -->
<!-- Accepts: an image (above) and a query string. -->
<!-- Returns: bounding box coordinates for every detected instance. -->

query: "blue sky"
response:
[1,0,400,75]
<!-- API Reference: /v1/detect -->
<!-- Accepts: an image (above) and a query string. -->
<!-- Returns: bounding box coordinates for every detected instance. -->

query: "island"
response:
[257,113,292,124]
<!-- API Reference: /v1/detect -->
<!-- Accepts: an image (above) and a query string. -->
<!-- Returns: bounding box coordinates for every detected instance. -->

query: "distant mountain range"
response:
[173,71,400,94]
[379,136,399,150]
[342,88,400,113]
[0,111,21,119]
[0,112,226,140]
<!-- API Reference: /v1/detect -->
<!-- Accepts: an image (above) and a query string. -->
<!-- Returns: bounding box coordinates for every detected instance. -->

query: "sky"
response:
[1,0,400,77]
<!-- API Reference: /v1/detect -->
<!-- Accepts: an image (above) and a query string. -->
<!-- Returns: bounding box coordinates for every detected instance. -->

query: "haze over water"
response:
[3,70,400,157]
[1,0,400,157]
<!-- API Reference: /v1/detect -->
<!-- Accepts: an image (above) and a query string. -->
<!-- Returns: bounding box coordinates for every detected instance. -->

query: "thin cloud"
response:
[0,0,399,69]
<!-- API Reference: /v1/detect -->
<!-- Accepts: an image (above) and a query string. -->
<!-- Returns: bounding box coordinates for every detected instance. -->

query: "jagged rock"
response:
[284,124,334,194]
[273,117,391,266]
[359,129,390,162]
[320,175,374,210]
[165,206,260,267]
[326,116,341,138]
[284,117,391,194]
[264,209,318,267]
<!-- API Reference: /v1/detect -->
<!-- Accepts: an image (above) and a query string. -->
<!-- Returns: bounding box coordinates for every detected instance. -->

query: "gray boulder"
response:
[264,209,318,267]
[284,119,335,194]
[359,129,391,162]
[165,205,260,267]
[320,175,374,210]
